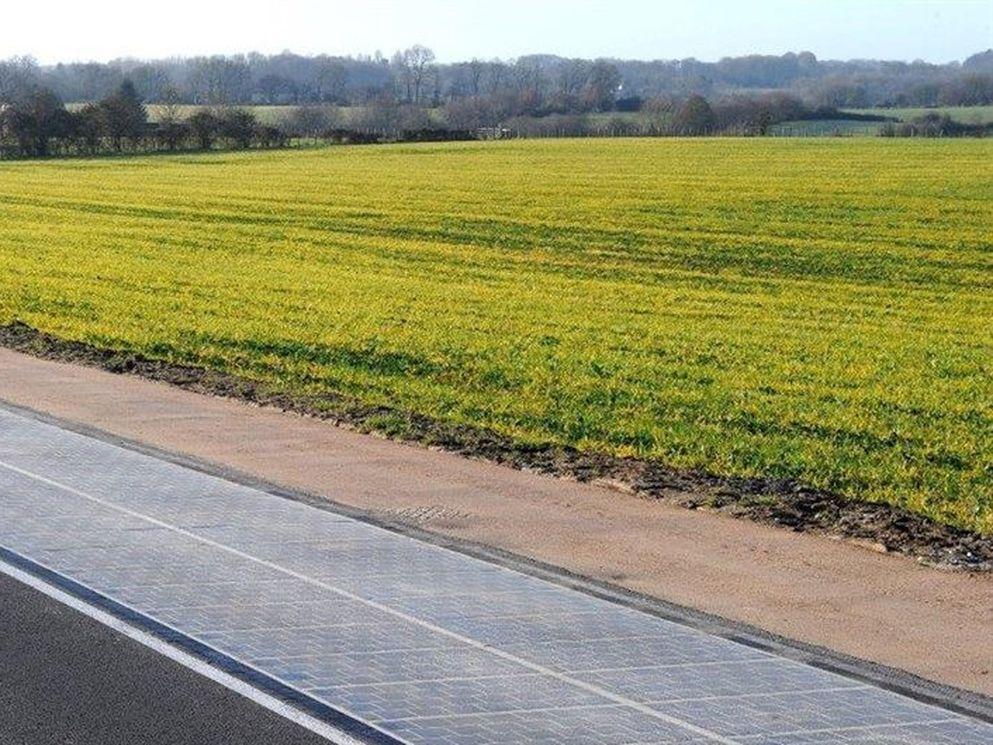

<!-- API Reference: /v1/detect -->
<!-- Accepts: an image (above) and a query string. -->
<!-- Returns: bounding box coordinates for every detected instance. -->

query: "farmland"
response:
[0,138,990,532]
[768,119,884,137]
[67,103,305,126]
[69,103,420,128]
[845,105,993,125]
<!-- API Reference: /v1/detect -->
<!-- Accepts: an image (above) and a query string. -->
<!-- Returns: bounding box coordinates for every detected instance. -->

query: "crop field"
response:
[0,139,990,532]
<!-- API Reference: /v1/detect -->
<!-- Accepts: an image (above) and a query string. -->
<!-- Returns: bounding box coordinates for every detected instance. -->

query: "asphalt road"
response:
[0,571,331,745]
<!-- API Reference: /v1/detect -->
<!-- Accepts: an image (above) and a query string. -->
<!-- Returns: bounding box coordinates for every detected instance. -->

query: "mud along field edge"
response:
[1,138,990,533]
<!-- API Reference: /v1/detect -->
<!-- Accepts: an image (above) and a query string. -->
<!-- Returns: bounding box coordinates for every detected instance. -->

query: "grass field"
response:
[768,120,883,137]
[845,105,993,125]
[1,138,990,532]
[68,103,304,126]
[73,103,442,128]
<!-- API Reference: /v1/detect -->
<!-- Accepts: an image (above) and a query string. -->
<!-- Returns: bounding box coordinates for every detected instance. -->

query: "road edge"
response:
[0,548,402,745]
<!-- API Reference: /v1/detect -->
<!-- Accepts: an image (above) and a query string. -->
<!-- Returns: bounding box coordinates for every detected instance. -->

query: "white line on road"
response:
[0,559,374,745]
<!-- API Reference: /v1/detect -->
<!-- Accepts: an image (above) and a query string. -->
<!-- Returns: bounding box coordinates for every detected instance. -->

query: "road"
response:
[1,401,992,744]
[0,570,334,745]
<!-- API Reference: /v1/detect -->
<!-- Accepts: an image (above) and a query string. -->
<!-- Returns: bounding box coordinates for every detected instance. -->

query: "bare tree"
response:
[316,59,348,103]
[0,56,40,103]
[2,88,73,156]
[73,104,105,154]
[128,63,170,101]
[390,51,412,103]
[445,96,496,129]
[187,111,219,150]
[583,60,621,112]
[158,85,183,124]
[356,93,402,138]
[643,96,676,134]
[558,59,591,98]
[156,85,186,150]
[511,59,546,116]
[100,80,148,151]
[287,105,335,137]
[486,61,508,95]
[408,45,436,104]
[671,94,716,135]
[391,45,436,104]
[468,59,484,96]
[219,108,258,149]
[187,56,251,105]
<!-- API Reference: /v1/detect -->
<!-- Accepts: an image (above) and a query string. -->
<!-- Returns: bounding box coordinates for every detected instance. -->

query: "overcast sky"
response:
[5,0,991,65]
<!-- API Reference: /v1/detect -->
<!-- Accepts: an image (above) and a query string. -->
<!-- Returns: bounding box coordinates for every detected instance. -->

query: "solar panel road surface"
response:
[1,403,990,744]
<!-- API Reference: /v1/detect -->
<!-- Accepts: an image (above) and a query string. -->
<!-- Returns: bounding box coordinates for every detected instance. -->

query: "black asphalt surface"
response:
[0,571,331,745]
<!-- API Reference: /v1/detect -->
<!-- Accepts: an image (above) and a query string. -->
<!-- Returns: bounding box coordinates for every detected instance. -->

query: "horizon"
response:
[18,46,993,69]
[4,0,991,67]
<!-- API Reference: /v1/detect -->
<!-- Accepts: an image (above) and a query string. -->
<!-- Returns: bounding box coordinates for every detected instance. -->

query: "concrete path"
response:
[1,404,991,744]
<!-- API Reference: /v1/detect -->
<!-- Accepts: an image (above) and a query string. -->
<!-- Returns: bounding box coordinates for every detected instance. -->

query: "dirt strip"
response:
[1,345,991,697]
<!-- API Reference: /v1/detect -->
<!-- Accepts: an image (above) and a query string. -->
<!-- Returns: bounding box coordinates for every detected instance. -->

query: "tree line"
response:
[880,113,993,138]
[3,48,991,116]
[0,82,287,158]
[279,90,889,140]
[1,74,985,159]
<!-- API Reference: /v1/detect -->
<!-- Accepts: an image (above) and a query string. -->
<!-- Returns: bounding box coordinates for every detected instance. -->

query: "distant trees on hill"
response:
[2,55,989,158]
[4,44,993,158]
[3,48,991,114]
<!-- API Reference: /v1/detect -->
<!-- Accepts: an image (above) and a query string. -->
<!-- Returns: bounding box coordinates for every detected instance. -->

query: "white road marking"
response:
[0,559,375,745]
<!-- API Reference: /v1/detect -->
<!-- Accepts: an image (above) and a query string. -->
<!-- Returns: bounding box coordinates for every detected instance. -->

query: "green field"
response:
[149,104,301,126]
[1,139,990,532]
[68,103,304,126]
[769,120,883,137]
[845,105,993,124]
[73,103,444,128]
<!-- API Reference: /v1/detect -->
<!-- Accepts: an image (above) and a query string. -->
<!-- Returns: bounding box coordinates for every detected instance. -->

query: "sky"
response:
[4,0,991,65]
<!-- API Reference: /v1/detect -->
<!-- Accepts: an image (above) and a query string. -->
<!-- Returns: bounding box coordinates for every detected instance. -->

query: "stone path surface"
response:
[1,404,991,745]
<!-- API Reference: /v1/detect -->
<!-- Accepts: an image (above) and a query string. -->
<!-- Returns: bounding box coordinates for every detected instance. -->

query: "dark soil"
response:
[2,320,990,572]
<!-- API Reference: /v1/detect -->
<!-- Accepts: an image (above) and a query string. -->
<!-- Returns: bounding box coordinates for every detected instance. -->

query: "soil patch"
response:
[2,320,989,571]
